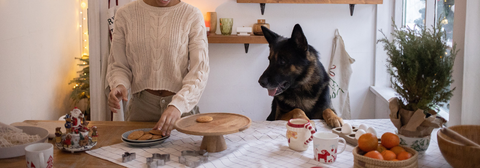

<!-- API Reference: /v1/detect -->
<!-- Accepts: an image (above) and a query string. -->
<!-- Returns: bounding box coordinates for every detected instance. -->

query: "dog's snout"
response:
[258,77,268,88]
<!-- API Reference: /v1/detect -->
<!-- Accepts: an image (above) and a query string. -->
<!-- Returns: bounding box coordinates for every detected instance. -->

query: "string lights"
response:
[73,0,89,89]
[80,0,88,57]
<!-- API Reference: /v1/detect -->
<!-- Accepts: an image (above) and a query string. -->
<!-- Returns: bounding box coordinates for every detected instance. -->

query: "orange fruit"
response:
[397,151,412,160]
[358,133,378,152]
[381,150,397,160]
[377,144,387,153]
[390,159,399,161]
[381,132,400,149]
[390,146,406,155]
[364,151,384,160]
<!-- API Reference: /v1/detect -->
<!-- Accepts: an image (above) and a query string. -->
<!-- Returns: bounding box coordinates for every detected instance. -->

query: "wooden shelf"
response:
[237,0,383,16]
[236,0,383,4]
[207,34,267,44]
[207,34,267,53]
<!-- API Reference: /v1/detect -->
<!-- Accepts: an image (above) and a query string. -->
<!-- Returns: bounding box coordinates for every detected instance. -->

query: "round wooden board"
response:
[175,113,251,136]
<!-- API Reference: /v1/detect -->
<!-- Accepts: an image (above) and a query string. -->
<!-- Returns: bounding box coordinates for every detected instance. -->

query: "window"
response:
[437,0,455,47]
[403,0,426,29]
[401,0,455,46]
[436,0,455,116]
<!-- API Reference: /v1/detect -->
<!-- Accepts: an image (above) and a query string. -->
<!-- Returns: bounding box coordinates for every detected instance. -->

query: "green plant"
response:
[378,20,458,113]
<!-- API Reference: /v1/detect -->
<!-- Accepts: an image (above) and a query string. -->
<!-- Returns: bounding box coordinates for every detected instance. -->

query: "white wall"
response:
[462,0,480,125]
[0,0,81,124]
[183,0,377,121]
[450,0,480,126]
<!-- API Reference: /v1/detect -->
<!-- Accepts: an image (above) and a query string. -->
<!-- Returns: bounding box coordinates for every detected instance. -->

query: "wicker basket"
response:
[352,146,418,168]
[437,125,480,168]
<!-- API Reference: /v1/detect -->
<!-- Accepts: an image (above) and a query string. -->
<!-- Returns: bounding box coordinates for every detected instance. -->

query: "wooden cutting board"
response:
[175,113,251,136]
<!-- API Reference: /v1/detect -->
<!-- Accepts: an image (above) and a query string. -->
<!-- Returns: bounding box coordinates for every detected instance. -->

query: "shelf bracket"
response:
[349,4,355,16]
[244,43,250,53]
[260,3,265,15]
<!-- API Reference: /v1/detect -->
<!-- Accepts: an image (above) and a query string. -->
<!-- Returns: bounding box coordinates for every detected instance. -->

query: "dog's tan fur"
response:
[322,109,343,128]
[279,108,343,128]
[279,108,316,128]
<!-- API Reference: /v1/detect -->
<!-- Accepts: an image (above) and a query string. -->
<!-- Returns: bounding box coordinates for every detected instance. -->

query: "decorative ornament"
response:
[55,108,97,153]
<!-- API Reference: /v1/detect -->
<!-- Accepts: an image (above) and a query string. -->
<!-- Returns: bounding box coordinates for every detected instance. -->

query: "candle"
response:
[205,21,210,28]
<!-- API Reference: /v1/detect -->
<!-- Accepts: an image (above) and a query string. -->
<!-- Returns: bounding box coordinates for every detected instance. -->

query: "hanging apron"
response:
[107,0,118,41]
[328,29,355,119]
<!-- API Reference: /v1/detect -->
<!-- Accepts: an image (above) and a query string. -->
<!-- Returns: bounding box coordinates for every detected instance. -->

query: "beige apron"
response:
[328,29,355,119]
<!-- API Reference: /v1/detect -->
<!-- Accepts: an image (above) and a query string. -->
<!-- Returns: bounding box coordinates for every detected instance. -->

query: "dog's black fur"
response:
[258,24,335,121]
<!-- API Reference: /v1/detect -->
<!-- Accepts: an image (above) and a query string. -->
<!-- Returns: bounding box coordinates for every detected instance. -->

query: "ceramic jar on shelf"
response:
[253,19,270,35]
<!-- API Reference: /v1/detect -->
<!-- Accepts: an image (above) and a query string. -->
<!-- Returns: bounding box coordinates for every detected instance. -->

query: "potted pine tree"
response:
[378,20,458,152]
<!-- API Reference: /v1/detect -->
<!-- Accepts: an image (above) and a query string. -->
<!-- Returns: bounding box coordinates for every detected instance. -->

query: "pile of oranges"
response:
[357,132,412,161]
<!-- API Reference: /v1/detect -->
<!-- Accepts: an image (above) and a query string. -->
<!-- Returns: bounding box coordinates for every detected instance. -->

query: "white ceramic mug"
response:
[313,132,346,163]
[25,143,54,168]
[286,118,316,151]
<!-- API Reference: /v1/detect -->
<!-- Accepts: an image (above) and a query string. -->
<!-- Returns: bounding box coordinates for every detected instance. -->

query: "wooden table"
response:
[1,119,453,168]
[0,120,156,168]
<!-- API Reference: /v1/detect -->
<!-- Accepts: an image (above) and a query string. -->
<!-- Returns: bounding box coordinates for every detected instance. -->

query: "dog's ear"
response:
[261,26,280,45]
[291,24,308,51]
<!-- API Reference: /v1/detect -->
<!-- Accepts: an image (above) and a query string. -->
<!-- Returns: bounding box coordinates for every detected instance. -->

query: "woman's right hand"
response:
[108,85,128,113]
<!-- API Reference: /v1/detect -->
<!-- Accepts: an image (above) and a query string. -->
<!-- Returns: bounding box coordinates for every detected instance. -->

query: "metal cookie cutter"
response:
[178,150,209,167]
[146,153,170,168]
[122,152,136,163]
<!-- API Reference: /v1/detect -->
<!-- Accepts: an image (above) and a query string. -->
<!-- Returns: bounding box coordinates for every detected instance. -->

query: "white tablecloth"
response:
[86,119,452,168]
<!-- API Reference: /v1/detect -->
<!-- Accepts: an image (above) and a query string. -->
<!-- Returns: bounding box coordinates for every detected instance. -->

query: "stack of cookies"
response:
[121,128,170,147]
[127,130,164,141]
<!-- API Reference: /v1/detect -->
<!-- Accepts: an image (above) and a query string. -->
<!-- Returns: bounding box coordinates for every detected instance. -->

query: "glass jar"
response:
[253,19,270,36]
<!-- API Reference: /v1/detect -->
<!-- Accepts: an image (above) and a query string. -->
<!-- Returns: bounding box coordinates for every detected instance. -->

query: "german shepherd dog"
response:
[258,24,344,128]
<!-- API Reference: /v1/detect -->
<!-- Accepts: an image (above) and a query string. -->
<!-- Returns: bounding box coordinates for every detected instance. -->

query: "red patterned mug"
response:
[313,132,346,163]
[25,143,54,168]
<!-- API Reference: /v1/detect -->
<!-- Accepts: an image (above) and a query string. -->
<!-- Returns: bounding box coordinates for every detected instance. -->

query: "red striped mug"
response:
[286,118,316,151]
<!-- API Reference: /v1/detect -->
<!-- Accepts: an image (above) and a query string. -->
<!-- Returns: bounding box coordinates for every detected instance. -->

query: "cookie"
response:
[138,133,153,140]
[152,135,163,140]
[196,116,213,123]
[149,129,163,135]
[127,131,145,140]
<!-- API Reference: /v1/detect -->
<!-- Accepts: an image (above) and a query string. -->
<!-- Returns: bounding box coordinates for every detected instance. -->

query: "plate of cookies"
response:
[121,128,169,147]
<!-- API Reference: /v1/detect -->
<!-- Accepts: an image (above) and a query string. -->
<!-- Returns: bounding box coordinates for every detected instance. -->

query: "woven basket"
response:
[352,146,418,168]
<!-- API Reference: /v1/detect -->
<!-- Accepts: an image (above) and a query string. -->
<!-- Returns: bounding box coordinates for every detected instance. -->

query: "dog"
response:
[258,24,343,128]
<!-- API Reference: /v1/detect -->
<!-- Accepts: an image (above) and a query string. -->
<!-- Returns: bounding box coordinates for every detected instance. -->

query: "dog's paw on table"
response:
[323,109,344,128]
[280,108,316,129]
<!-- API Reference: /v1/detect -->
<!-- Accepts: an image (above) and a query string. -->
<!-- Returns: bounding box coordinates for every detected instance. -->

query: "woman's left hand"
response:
[154,106,181,136]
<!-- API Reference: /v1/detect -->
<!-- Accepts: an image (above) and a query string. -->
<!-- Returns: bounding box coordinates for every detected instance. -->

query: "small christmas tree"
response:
[378,19,458,113]
[69,54,90,120]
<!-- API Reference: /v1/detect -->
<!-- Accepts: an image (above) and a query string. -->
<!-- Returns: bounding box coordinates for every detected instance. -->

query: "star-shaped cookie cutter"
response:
[146,153,170,168]
[178,150,209,167]
[122,152,136,163]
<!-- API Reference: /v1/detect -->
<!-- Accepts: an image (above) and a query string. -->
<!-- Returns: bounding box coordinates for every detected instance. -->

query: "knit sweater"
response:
[106,0,209,114]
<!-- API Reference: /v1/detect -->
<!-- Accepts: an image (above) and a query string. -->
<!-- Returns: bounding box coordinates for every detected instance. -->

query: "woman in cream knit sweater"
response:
[107,0,209,136]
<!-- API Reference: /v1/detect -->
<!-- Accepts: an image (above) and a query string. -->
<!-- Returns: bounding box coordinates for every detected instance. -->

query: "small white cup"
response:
[25,143,54,168]
[313,132,346,163]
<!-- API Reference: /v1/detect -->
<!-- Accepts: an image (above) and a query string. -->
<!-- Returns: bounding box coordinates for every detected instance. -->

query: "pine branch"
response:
[69,55,90,105]
[378,19,458,113]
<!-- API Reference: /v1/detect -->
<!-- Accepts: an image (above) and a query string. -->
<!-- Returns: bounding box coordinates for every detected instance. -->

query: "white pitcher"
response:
[286,118,316,151]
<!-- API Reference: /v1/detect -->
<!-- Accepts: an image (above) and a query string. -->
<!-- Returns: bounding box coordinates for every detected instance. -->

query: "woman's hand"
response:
[154,106,181,136]
[108,85,128,113]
